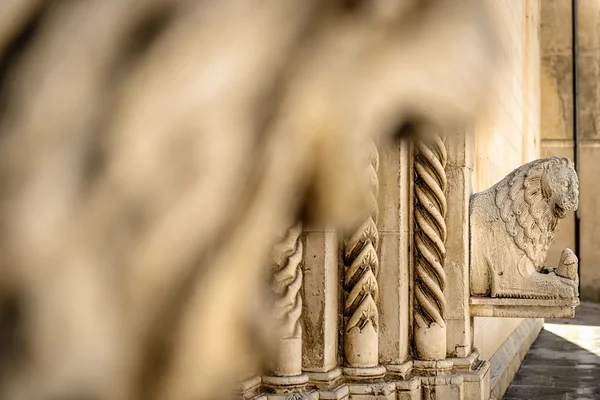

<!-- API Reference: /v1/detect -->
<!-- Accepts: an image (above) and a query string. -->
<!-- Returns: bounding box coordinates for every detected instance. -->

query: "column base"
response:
[394,378,421,400]
[411,350,490,400]
[342,366,387,380]
[262,374,318,399]
[307,368,349,400]
[412,359,453,376]
[385,360,413,380]
[262,374,309,389]
[264,391,318,400]
[243,352,490,400]
[342,365,393,399]
[347,381,396,400]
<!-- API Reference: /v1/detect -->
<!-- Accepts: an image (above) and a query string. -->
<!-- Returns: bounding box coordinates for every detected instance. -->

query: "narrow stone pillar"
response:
[413,133,448,361]
[263,224,309,395]
[342,141,385,379]
[444,130,474,357]
[302,227,345,398]
[378,138,411,371]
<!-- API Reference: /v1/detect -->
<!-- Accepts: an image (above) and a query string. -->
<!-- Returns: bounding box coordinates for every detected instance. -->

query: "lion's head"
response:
[541,159,579,219]
[494,157,579,268]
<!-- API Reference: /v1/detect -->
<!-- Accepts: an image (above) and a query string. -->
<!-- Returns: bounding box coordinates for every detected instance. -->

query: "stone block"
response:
[470,297,579,318]
[395,378,421,400]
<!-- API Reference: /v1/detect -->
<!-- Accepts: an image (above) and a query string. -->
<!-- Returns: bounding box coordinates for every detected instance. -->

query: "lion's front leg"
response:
[521,252,578,299]
[522,271,578,299]
[493,255,578,299]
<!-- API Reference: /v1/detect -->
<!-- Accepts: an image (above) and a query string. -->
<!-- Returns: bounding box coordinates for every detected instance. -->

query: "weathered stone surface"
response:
[470,157,580,302]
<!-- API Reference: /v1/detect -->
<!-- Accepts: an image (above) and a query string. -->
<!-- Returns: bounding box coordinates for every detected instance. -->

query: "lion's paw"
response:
[557,248,578,281]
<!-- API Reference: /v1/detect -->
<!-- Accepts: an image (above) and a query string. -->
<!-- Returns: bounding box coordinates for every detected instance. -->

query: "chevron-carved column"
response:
[413,134,448,361]
[262,224,310,395]
[342,141,385,379]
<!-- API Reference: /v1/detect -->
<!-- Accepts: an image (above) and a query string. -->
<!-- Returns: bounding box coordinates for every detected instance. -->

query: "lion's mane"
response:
[492,157,574,268]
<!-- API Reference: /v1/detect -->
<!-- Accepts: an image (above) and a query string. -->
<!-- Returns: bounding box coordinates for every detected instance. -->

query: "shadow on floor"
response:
[503,302,600,400]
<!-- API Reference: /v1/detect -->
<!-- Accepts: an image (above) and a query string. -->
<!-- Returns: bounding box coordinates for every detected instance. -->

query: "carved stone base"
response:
[346,381,396,400]
[460,359,491,400]
[343,366,387,381]
[395,378,421,400]
[385,360,413,380]
[409,351,490,400]
[265,391,318,400]
[413,359,453,376]
[262,375,318,400]
[262,375,308,392]
[307,369,349,400]
[314,384,349,400]
[243,353,491,400]
[470,297,579,318]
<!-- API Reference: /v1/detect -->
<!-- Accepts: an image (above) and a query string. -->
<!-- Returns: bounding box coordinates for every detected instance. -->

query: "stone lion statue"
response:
[470,157,579,299]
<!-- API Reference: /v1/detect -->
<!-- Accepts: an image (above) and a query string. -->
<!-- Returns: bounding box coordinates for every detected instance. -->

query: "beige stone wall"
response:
[541,0,600,302]
[472,0,542,361]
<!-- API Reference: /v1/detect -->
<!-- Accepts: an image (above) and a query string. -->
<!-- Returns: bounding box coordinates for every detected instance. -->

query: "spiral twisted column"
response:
[343,142,384,378]
[413,134,448,361]
[263,223,309,392]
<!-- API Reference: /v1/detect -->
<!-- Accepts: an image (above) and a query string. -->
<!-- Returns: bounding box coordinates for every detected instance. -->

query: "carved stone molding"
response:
[469,297,579,318]
[470,157,580,318]
[413,134,448,361]
[342,141,383,376]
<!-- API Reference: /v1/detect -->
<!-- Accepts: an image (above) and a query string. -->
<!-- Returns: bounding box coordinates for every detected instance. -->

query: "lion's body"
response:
[470,158,579,299]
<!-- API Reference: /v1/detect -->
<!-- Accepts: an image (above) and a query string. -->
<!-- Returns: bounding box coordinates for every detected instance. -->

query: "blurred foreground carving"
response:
[0,1,499,399]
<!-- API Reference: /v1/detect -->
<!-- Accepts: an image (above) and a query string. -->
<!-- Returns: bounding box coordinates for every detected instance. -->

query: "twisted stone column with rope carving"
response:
[342,142,385,378]
[414,134,448,361]
[263,224,309,393]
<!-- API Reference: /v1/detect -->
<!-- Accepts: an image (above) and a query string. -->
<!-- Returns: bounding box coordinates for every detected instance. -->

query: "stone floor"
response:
[504,302,600,399]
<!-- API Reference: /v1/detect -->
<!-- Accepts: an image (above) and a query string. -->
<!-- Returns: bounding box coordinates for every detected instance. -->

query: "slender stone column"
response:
[413,134,448,361]
[342,142,385,378]
[263,224,309,393]
[302,228,342,379]
[379,139,411,370]
[445,130,474,357]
